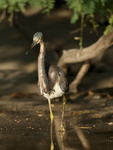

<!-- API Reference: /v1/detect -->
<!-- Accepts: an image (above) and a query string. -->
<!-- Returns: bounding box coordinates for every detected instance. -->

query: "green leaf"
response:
[71,10,79,23]
[17,2,26,12]
[0,1,8,9]
[104,25,112,35]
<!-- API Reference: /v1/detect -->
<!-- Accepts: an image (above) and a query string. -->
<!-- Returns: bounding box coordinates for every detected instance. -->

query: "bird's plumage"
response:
[26,32,68,99]
[33,32,43,41]
[38,65,68,99]
[30,32,69,100]
[26,32,68,127]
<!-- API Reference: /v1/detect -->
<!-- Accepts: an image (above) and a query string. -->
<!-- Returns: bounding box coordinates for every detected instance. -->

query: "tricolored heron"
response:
[26,32,68,130]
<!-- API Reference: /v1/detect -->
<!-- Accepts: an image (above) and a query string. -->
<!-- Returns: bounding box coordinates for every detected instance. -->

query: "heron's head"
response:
[26,32,43,55]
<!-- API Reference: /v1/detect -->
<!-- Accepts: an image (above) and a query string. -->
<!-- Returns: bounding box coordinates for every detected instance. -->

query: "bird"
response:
[26,32,68,130]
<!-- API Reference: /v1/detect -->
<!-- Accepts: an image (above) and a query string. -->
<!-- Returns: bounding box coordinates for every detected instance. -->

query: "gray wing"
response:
[48,65,69,93]
[58,67,69,93]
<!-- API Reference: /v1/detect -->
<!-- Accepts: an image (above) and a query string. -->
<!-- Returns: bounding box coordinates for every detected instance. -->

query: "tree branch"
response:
[57,29,113,93]
[58,30,113,72]
[69,60,91,93]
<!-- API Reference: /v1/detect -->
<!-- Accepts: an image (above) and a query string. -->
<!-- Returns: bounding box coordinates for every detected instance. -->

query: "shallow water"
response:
[0,97,113,150]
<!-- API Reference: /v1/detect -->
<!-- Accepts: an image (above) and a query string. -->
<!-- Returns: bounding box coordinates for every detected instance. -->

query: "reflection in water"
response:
[0,100,113,150]
[50,95,66,150]
[54,115,90,150]
[54,115,65,150]
[50,120,54,150]
[50,95,67,150]
[74,127,90,150]
[60,95,66,132]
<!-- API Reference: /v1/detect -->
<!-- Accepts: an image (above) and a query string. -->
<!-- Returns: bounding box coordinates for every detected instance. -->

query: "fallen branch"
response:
[57,29,113,93]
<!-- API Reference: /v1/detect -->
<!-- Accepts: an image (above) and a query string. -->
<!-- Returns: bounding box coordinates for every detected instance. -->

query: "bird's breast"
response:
[43,83,64,100]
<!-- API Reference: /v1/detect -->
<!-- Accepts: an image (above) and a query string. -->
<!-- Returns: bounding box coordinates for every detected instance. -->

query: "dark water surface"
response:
[0,97,113,150]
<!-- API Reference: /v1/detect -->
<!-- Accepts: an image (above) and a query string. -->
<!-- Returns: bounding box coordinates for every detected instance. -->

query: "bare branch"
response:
[69,60,91,93]
[57,29,113,93]
[58,30,113,72]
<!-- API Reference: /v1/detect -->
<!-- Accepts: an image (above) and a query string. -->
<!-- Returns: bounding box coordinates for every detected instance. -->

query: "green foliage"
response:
[65,0,113,50]
[65,0,113,35]
[0,0,55,21]
[0,0,113,35]
[65,0,111,24]
[29,0,54,13]
[104,14,113,35]
[65,0,83,23]
[0,0,28,21]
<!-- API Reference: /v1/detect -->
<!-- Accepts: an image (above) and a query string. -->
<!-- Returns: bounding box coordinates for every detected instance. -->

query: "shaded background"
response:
[0,4,113,96]
[0,2,113,150]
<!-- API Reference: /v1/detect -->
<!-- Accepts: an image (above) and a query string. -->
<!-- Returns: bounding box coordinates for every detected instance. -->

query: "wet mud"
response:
[0,95,113,150]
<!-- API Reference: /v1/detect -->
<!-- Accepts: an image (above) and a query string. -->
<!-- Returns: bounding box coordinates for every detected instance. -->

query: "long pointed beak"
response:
[25,41,38,55]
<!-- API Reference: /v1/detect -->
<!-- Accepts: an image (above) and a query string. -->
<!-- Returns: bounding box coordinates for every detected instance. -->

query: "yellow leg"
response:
[48,99,54,123]
[48,99,54,150]
[60,95,66,132]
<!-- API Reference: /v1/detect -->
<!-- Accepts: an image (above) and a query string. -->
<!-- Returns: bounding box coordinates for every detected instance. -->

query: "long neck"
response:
[38,40,49,93]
